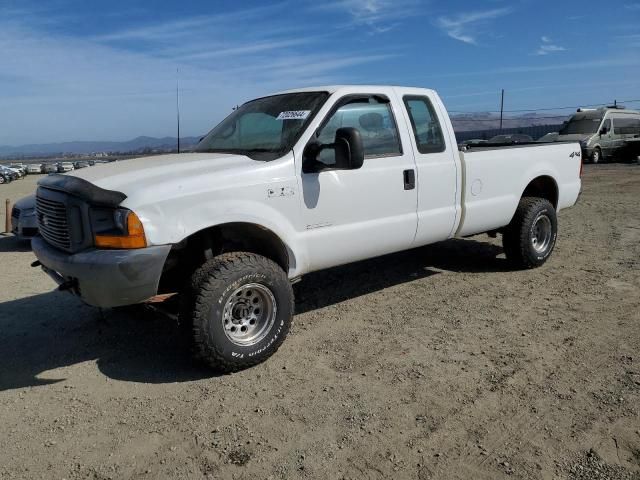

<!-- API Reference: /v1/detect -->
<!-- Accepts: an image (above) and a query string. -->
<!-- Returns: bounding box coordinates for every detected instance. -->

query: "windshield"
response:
[559,117,602,135]
[195,91,329,160]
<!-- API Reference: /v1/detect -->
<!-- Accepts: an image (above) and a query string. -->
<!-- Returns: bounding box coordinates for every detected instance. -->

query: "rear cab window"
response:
[403,96,446,154]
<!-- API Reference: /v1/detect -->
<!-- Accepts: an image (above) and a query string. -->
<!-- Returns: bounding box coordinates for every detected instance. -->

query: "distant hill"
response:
[450,112,569,132]
[0,112,571,158]
[0,135,202,158]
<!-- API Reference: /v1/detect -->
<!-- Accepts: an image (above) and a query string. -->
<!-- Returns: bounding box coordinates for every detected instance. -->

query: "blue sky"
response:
[1,0,639,145]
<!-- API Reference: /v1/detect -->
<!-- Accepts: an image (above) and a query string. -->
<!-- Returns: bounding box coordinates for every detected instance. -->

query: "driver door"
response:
[600,118,614,157]
[297,94,418,272]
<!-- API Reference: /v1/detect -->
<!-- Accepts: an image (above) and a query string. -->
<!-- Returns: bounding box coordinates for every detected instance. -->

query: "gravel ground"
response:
[0,165,639,480]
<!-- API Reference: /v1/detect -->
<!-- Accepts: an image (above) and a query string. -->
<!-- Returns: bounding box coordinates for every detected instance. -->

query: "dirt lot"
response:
[0,166,639,480]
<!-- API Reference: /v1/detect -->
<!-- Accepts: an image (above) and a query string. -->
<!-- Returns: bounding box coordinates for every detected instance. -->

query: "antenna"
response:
[176,68,180,154]
[499,89,504,132]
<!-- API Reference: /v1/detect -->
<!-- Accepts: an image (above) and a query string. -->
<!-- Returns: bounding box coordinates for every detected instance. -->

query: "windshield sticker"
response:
[277,110,310,121]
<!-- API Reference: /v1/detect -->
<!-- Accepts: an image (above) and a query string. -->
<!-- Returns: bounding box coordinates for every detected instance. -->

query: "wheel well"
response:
[522,176,558,209]
[157,223,292,294]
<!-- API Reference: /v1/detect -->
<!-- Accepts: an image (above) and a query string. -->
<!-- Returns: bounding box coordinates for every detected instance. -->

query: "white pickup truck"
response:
[32,85,582,371]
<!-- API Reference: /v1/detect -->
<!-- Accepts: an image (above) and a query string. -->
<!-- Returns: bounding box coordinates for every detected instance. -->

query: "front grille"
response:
[36,196,71,250]
[11,207,20,219]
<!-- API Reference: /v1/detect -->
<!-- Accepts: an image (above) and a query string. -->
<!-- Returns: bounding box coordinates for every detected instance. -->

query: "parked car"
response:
[57,162,75,173]
[10,164,27,175]
[459,139,488,150]
[0,168,13,184]
[11,194,38,240]
[537,132,559,143]
[26,164,42,174]
[0,165,20,181]
[1,165,24,179]
[32,85,582,372]
[74,161,90,169]
[554,106,640,163]
[487,134,534,144]
[42,163,58,174]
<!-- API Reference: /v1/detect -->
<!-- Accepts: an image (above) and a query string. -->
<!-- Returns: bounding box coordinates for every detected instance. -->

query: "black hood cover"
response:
[38,174,126,207]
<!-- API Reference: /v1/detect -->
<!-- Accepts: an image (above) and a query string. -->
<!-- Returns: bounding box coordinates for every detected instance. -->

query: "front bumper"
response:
[32,236,171,308]
[581,146,594,157]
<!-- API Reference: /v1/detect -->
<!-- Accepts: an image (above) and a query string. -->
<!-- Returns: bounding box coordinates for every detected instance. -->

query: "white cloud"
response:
[424,57,640,80]
[437,8,512,45]
[535,36,566,55]
[0,5,401,145]
[316,0,420,32]
[92,4,289,43]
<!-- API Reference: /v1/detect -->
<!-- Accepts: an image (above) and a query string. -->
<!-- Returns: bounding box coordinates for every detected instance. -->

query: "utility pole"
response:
[176,68,181,154]
[499,89,505,132]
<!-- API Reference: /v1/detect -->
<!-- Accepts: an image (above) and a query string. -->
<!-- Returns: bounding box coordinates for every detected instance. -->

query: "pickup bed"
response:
[32,85,582,371]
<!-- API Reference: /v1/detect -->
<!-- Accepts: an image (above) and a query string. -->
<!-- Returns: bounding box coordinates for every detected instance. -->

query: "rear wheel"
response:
[503,197,557,269]
[590,147,602,164]
[180,252,293,372]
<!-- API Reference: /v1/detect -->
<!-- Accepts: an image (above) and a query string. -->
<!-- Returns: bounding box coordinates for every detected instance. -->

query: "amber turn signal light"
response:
[95,211,147,249]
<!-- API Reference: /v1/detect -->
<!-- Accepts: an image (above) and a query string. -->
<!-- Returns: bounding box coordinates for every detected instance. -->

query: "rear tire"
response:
[503,197,557,269]
[590,147,602,164]
[180,252,293,372]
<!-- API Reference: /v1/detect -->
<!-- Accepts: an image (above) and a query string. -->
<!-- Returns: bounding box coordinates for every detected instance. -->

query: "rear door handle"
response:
[403,169,415,190]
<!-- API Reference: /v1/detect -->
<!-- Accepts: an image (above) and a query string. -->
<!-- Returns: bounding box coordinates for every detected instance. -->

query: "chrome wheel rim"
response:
[222,283,277,347]
[531,214,552,253]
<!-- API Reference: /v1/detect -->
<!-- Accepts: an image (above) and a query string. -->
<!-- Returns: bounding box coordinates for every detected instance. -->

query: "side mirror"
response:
[303,127,364,173]
[334,127,364,170]
[599,127,608,135]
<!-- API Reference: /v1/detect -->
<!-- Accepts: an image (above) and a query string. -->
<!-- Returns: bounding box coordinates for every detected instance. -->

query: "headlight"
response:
[92,207,147,249]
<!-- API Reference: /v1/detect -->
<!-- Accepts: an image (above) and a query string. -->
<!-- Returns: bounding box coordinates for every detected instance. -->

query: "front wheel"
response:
[502,197,557,269]
[590,147,602,164]
[180,252,294,372]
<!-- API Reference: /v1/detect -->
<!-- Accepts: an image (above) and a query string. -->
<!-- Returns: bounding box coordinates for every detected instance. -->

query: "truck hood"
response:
[68,153,263,207]
[14,194,36,210]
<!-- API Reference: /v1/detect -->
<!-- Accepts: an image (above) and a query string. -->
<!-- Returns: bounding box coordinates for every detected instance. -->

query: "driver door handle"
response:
[403,169,415,190]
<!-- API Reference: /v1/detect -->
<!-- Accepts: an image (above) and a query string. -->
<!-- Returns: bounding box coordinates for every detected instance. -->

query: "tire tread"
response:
[503,197,556,269]
[179,252,293,372]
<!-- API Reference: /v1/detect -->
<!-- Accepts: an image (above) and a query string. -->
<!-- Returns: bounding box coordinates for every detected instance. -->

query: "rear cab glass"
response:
[402,96,446,153]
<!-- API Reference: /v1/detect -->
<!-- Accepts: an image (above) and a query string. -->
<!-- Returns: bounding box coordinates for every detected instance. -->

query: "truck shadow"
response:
[0,238,504,391]
[295,238,506,314]
[0,291,214,391]
[0,235,33,252]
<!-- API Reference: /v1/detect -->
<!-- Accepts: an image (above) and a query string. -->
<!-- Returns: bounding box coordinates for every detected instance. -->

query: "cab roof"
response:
[274,85,436,96]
